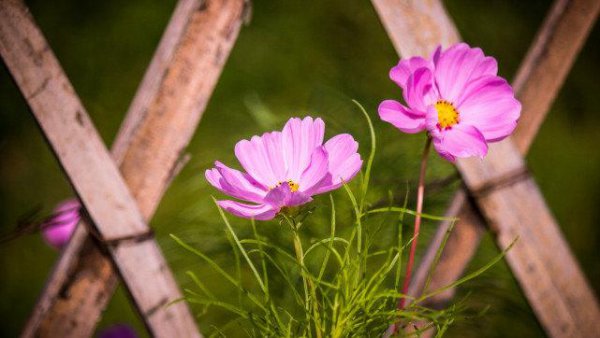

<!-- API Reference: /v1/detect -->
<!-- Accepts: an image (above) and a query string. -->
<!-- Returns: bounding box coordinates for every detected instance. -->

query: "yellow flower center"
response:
[435,100,460,130]
[274,180,299,192]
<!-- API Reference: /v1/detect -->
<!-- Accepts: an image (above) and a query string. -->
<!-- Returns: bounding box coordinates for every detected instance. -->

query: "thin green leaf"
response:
[213,197,267,294]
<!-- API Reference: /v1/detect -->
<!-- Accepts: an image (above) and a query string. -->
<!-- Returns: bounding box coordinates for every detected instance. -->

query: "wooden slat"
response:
[458,144,600,338]
[407,190,485,307]
[111,0,204,164]
[21,0,202,334]
[372,0,600,336]
[409,0,600,313]
[0,1,201,336]
[371,0,460,58]
[30,228,117,337]
[12,0,247,337]
[0,0,200,334]
[510,0,599,153]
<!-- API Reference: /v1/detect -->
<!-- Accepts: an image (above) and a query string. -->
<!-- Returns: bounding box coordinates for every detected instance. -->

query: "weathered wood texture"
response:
[510,0,600,153]
[408,190,483,307]
[28,228,117,337]
[0,1,201,336]
[372,0,600,337]
[8,0,247,337]
[111,0,248,215]
[21,0,203,334]
[20,1,202,333]
[0,1,200,335]
[409,0,600,313]
[458,144,600,338]
[371,0,460,58]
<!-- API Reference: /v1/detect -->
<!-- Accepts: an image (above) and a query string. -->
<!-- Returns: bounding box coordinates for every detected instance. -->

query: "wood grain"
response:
[372,0,600,336]
[409,0,600,310]
[459,140,600,337]
[21,1,204,334]
[0,1,201,336]
[371,0,460,58]
[22,2,211,333]
[0,0,245,336]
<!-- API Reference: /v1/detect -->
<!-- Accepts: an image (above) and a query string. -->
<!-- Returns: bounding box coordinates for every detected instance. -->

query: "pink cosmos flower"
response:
[41,199,81,249]
[378,43,521,161]
[99,324,138,338]
[206,117,363,220]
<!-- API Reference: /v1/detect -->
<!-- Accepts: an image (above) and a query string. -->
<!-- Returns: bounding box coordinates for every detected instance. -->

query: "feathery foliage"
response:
[172,103,513,337]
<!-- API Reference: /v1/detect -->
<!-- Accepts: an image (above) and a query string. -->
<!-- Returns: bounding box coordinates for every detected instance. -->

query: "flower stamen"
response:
[273,180,300,192]
[435,100,460,130]
[287,180,299,192]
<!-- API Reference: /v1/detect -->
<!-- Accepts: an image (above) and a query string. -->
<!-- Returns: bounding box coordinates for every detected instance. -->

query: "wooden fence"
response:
[0,0,598,337]
[373,0,600,336]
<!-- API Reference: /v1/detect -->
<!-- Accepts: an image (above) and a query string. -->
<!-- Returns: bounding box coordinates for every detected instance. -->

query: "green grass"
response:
[172,105,514,336]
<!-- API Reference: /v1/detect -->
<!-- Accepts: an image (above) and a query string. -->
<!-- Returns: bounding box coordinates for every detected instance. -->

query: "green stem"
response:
[292,229,310,306]
[289,218,323,338]
[251,219,269,301]
[388,136,432,335]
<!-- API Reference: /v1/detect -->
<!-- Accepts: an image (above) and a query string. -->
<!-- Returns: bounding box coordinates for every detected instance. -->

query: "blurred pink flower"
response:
[41,199,81,249]
[206,116,362,220]
[379,43,521,161]
[98,324,138,338]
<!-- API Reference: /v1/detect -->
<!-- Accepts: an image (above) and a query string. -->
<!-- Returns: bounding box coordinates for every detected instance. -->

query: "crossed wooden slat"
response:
[373,0,600,337]
[1,0,599,337]
[0,0,247,336]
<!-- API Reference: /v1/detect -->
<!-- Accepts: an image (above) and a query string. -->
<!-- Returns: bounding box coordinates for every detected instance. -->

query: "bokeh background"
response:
[1,0,598,337]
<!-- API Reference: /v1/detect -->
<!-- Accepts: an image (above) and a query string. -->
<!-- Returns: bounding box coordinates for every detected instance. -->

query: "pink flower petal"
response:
[431,45,442,64]
[404,67,437,112]
[379,100,426,133]
[314,153,362,194]
[282,117,325,181]
[457,76,521,142]
[261,131,287,181]
[390,56,431,89]
[424,105,443,138]
[42,199,81,250]
[432,124,488,161]
[434,43,498,103]
[207,116,363,220]
[99,324,138,338]
[299,146,330,195]
[235,133,283,187]
[264,184,312,208]
[308,134,363,194]
[323,134,357,169]
[287,192,313,206]
[205,161,268,203]
[217,200,278,220]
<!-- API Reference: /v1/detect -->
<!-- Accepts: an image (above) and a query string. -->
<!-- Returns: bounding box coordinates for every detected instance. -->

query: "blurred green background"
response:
[1,0,598,337]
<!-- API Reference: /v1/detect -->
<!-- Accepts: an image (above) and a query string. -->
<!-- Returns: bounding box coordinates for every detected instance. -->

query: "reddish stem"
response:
[388,137,432,335]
